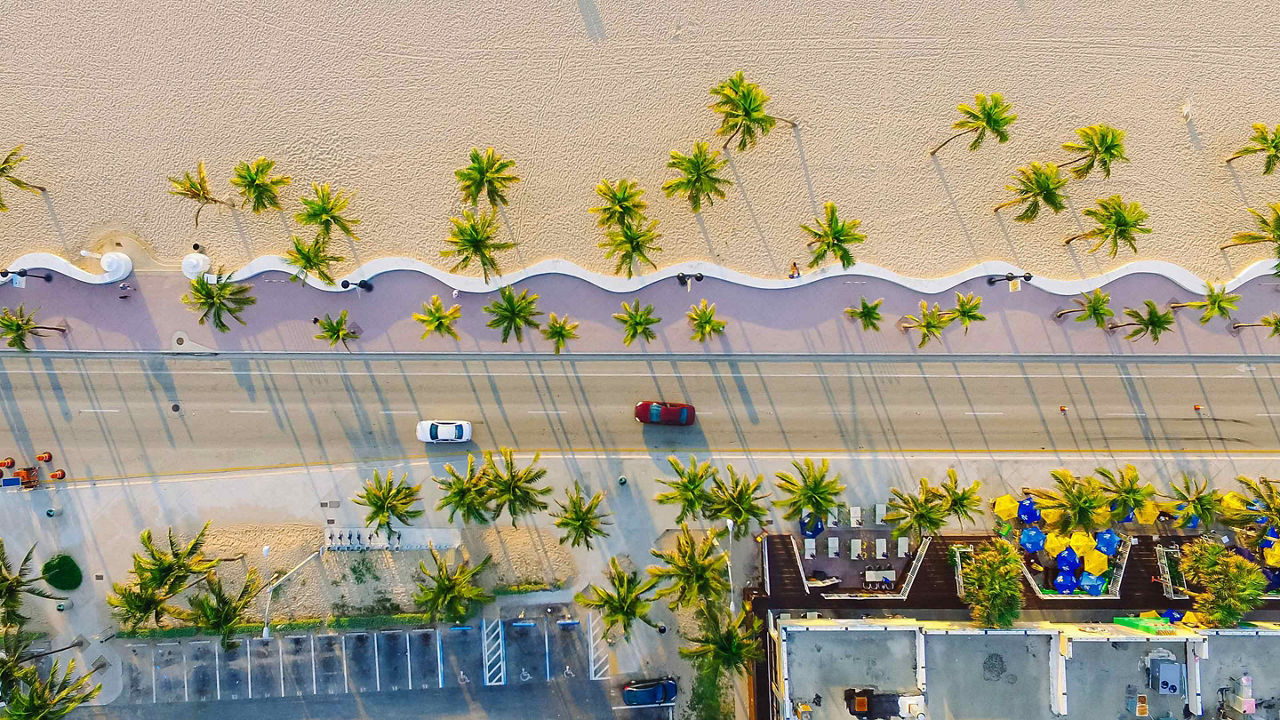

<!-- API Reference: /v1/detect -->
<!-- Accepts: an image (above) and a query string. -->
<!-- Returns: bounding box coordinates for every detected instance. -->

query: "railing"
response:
[819,536,932,601]
[787,535,811,595]
[1021,532,1133,600]
[951,545,975,599]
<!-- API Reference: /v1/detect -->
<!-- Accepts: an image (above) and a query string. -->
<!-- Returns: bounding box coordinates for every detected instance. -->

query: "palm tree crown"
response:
[413,295,463,340]
[801,202,865,270]
[600,219,662,278]
[0,540,62,626]
[1061,124,1128,179]
[687,299,726,342]
[484,286,542,343]
[0,305,65,352]
[1170,282,1240,325]
[774,458,846,521]
[1222,203,1280,250]
[994,162,1068,222]
[168,160,230,227]
[1232,312,1280,337]
[180,569,263,650]
[663,142,732,212]
[937,468,983,527]
[295,182,360,241]
[2,658,101,720]
[845,297,884,332]
[455,147,519,206]
[1162,474,1222,529]
[884,478,948,541]
[551,484,613,550]
[679,607,764,676]
[130,522,220,598]
[901,301,953,348]
[931,93,1016,155]
[709,71,794,152]
[0,145,46,212]
[181,271,257,333]
[433,454,493,525]
[656,454,717,524]
[352,469,424,539]
[1056,289,1114,328]
[414,546,493,623]
[1064,195,1151,257]
[648,525,729,610]
[1096,463,1156,523]
[442,208,515,283]
[107,581,173,631]
[1109,300,1175,343]
[613,300,661,346]
[590,179,647,229]
[541,312,579,355]
[1028,470,1109,533]
[229,157,291,213]
[1226,123,1280,174]
[574,557,657,641]
[285,234,344,286]
[485,448,552,526]
[314,310,359,350]
[704,465,770,540]
[946,292,985,333]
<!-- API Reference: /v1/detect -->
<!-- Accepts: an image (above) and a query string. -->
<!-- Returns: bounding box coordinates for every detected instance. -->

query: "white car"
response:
[416,420,473,443]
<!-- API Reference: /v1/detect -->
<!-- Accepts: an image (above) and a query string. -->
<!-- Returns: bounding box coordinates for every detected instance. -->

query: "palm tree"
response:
[1162,474,1223,529]
[442,208,515,283]
[801,202,865,270]
[167,160,231,226]
[656,454,717,524]
[663,142,732,212]
[1221,203,1280,250]
[352,469,424,539]
[960,539,1024,629]
[1224,476,1280,538]
[993,162,1068,222]
[295,182,360,241]
[600,219,662,278]
[484,448,552,526]
[413,295,462,340]
[1169,282,1240,325]
[484,286,541,343]
[284,234,344,285]
[551,484,613,550]
[678,607,763,676]
[930,93,1017,155]
[901,301,952,348]
[181,271,256,333]
[774,458,846,521]
[687,299,726,342]
[130,522,219,597]
[179,569,263,649]
[0,306,66,352]
[413,546,493,623]
[541,312,579,354]
[0,541,61,626]
[313,310,359,351]
[590,179,647,229]
[613,300,661,346]
[574,556,658,641]
[107,581,172,630]
[1,624,40,698]
[884,478,948,541]
[455,147,519,206]
[704,465,770,540]
[1226,123,1280,174]
[229,157,291,213]
[1060,124,1129,179]
[1179,538,1265,628]
[1232,312,1280,337]
[0,145,46,211]
[1108,300,1175,343]
[648,525,729,610]
[1055,289,1114,328]
[1027,470,1109,533]
[708,70,795,152]
[433,454,493,525]
[1,658,101,720]
[1096,464,1156,523]
[945,292,985,333]
[845,297,884,331]
[1063,195,1151,257]
[937,468,983,528]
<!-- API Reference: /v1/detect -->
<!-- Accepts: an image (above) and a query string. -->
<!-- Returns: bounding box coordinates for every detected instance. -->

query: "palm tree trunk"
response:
[721,128,741,151]
[1232,322,1264,330]
[930,129,974,156]
[1168,302,1194,310]
[1060,154,1090,167]
[992,198,1024,213]
[33,325,66,335]
[1063,233,1090,245]
[1219,239,1267,250]
[774,115,799,128]
[1107,321,1138,331]
[19,638,85,663]
[1055,308,1084,319]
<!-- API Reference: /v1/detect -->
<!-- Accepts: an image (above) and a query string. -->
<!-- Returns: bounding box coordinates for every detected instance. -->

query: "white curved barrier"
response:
[0,251,133,285]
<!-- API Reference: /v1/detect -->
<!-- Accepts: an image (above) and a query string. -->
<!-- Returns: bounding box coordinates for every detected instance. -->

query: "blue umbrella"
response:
[1264,568,1280,593]
[1078,571,1104,596]
[1018,497,1041,524]
[799,513,824,538]
[1053,572,1078,593]
[1110,501,1136,524]
[1160,609,1184,622]
[1055,547,1080,573]
[1095,529,1120,556]
[1019,527,1046,552]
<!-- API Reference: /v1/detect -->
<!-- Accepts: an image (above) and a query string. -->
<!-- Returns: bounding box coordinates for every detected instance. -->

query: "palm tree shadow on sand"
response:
[929,156,980,260]
[724,151,784,274]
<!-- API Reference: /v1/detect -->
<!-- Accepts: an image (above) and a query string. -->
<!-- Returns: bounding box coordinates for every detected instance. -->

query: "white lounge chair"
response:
[849,504,863,527]
[828,536,839,557]
[874,504,888,525]
[898,536,910,558]
[829,506,841,527]
[850,538,864,559]
[804,538,816,559]
[876,538,888,559]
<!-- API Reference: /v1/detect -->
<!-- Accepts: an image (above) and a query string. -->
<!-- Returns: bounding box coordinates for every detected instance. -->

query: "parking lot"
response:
[117,610,609,705]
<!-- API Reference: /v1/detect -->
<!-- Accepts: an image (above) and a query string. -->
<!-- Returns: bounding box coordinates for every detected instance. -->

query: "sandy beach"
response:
[2,0,1279,283]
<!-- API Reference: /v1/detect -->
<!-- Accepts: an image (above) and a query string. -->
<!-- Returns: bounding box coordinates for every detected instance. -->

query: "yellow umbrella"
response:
[1264,544,1280,568]
[1084,549,1109,575]
[1139,610,1160,619]
[1181,612,1201,627]
[1134,501,1160,525]
[1069,531,1093,555]
[992,495,1018,521]
[1041,508,1064,528]
[1222,492,1248,514]
[1045,532,1069,557]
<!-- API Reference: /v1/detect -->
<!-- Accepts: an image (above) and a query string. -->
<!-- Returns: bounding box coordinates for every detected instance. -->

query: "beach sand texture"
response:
[2,0,1279,282]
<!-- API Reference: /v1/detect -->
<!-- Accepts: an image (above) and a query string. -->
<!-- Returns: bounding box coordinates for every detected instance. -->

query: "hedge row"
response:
[115,612,441,640]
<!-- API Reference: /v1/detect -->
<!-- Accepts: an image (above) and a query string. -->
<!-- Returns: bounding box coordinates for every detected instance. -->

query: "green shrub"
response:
[41,554,82,591]
[493,579,564,596]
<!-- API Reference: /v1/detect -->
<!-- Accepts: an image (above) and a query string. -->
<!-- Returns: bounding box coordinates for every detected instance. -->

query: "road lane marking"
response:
[964,411,1005,416]
[80,408,119,413]
[527,410,566,414]
[380,410,418,415]
[228,409,270,414]
[1107,412,1149,417]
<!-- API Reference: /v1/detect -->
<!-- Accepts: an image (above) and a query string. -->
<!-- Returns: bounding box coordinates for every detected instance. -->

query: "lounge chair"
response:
[804,538,816,559]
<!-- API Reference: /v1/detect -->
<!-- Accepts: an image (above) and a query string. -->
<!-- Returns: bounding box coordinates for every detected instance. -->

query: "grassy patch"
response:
[41,554,82,592]
[493,579,565,595]
[683,664,732,720]
[350,556,380,585]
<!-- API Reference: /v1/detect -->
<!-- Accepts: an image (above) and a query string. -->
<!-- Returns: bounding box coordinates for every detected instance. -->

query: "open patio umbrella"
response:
[1055,547,1080,573]
[1134,501,1160,525]
[800,513,825,538]
[1161,609,1185,622]
[1263,568,1280,593]
[1068,531,1093,556]
[1018,497,1041,524]
[1083,549,1109,575]
[1095,529,1121,556]
[1045,532,1069,557]
[1020,527,1047,552]
[1078,571,1104,596]
[992,495,1018,521]
[1053,572,1078,593]
[1264,544,1280,568]
[1041,507,1063,528]
[1223,491,1248,514]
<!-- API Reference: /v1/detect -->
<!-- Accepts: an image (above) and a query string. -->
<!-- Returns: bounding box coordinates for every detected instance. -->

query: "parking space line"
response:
[247,640,253,699]
[278,638,285,697]
[373,632,381,692]
[182,644,190,701]
[405,632,413,691]
[436,628,444,689]
[214,643,221,700]
[543,620,551,682]
[341,634,350,693]
[310,635,318,695]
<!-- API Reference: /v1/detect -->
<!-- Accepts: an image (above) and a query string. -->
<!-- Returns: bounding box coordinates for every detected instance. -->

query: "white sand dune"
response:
[2,0,1279,283]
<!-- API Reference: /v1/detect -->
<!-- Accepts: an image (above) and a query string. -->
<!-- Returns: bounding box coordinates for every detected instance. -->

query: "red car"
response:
[634,401,696,426]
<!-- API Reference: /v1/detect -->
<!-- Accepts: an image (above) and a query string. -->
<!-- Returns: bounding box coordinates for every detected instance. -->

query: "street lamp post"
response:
[340,279,373,291]
[987,272,1032,286]
[723,520,736,614]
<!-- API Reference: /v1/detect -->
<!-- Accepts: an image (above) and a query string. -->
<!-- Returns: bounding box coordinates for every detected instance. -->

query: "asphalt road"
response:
[1,354,1277,482]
